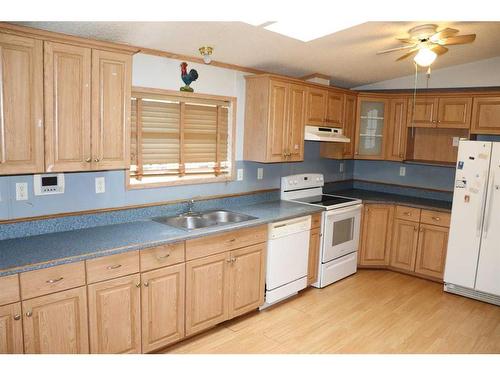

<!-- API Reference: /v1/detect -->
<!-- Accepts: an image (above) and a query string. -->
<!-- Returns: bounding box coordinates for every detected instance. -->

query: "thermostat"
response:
[34,173,65,195]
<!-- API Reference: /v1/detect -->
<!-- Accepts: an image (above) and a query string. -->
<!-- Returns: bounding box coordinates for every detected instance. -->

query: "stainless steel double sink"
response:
[153,210,258,231]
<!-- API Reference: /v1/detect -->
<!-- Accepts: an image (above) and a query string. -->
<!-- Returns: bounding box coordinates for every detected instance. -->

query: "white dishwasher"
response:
[261,215,311,309]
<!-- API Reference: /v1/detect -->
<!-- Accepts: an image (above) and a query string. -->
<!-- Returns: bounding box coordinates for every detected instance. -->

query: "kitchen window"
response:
[128,87,235,188]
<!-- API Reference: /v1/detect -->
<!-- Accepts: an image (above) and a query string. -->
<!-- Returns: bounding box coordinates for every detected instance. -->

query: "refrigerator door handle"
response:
[477,171,489,237]
[483,171,495,238]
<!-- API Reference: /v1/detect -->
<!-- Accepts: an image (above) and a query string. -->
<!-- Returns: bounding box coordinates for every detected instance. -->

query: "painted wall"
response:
[353,56,500,90]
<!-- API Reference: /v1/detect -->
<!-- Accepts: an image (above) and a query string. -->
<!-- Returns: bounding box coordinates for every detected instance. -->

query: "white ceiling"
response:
[16,21,500,88]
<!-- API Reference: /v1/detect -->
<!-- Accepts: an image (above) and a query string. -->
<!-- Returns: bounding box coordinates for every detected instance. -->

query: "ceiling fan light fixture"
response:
[413,47,437,67]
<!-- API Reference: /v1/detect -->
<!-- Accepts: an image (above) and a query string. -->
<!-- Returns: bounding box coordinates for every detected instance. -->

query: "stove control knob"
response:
[294,180,298,185]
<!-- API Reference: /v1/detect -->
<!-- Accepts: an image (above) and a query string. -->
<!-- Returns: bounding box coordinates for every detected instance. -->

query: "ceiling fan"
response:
[377,24,476,66]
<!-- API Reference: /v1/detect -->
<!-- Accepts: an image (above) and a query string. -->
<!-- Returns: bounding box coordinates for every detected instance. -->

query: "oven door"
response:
[322,204,362,263]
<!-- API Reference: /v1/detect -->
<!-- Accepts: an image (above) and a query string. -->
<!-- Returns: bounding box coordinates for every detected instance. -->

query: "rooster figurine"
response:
[180,62,199,92]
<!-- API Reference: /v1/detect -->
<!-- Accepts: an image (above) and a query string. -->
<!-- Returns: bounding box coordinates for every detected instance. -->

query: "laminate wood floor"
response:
[161,270,500,354]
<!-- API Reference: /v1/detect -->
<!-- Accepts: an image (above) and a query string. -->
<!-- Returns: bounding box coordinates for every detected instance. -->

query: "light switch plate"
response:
[16,182,28,201]
[237,169,244,181]
[453,137,460,147]
[95,177,105,194]
[399,166,406,177]
[257,168,263,180]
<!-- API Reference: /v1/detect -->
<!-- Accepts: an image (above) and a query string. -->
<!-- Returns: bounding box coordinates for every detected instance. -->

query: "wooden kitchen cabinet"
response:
[390,219,419,272]
[91,49,131,170]
[88,274,141,354]
[354,96,389,159]
[22,286,89,354]
[141,263,185,353]
[0,32,44,175]
[44,41,92,172]
[244,76,306,162]
[414,224,449,279]
[0,302,23,354]
[228,243,266,319]
[408,96,471,129]
[306,87,328,126]
[325,91,344,127]
[359,204,394,266]
[471,96,500,134]
[342,94,357,158]
[185,252,229,336]
[386,98,408,161]
[307,227,321,285]
[407,97,438,128]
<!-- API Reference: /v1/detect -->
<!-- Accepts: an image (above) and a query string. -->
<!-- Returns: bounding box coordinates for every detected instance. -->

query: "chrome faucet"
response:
[185,199,196,215]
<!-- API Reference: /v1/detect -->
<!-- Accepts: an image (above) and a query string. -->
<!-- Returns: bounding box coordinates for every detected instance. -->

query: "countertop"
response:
[0,200,323,276]
[333,189,453,212]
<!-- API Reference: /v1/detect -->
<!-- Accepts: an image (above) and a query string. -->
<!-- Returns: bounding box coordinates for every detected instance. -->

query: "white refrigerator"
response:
[444,140,500,305]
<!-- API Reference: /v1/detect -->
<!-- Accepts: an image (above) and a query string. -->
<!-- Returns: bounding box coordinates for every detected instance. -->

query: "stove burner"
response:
[293,194,358,207]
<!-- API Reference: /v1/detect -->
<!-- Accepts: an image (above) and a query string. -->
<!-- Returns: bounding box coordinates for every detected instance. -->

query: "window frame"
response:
[126,86,237,190]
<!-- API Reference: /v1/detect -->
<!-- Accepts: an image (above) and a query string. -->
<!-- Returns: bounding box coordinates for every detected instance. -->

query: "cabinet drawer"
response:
[140,242,185,272]
[186,225,267,261]
[0,274,20,306]
[20,262,85,300]
[395,205,421,222]
[311,213,322,229]
[86,251,139,284]
[420,210,451,227]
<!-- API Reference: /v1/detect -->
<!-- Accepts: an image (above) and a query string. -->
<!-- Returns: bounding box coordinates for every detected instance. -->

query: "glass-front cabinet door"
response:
[354,97,389,159]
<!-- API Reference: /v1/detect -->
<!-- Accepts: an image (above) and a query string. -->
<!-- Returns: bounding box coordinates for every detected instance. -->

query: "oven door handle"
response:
[324,204,363,218]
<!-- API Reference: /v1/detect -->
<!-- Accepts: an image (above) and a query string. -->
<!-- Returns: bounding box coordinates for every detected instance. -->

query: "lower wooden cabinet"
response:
[0,302,23,354]
[141,264,185,353]
[359,204,394,266]
[22,287,88,354]
[414,224,449,279]
[307,227,321,285]
[390,219,419,271]
[88,274,141,354]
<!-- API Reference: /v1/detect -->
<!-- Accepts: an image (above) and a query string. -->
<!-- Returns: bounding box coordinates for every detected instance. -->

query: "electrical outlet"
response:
[257,168,263,180]
[237,169,244,181]
[399,166,406,177]
[95,177,105,194]
[16,183,28,201]
[339,162,344,173]
[453,137,460,147]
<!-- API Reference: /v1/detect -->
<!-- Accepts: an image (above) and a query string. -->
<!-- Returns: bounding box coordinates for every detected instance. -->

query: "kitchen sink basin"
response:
[153,210,258,231]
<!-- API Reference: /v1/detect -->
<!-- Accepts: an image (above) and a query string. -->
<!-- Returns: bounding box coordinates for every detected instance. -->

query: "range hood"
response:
[304,126,350,143]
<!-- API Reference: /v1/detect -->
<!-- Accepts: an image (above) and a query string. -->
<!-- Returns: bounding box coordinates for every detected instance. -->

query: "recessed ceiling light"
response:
[263,21,363,42]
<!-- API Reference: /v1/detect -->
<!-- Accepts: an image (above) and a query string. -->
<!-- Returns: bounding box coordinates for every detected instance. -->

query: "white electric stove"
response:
[281,173,363,288]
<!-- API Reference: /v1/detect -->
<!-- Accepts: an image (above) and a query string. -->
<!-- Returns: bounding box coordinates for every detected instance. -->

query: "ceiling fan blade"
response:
[396,48,419,61]
[430,27,459,42]
[440,34,476,45]
[430,44,449,55]
[377,44,417,55]
[396,38,417,44]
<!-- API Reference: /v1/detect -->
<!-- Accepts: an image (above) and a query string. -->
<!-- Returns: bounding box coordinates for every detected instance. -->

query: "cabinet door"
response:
[342,94,357,158]
[88,274,141,354]
[0,33,43,175]
[185,252,229,336]
[407,97,438,127]
[386,98,408,161]
[325,92,344,127]
[307,227,321,285]
[0,302,23,354]
[306,87,327,125]
[141,264,185,353]
[359,204,394,266]
[22,287,88,354]
[390,219,419,271]
[471,96,500,134]
[287,84,306,161]
[414,224,449,280]
[44,41,92,172]
[228,244,266,319]
[355,98,388,159]
[267,80,288,161]
[437,97,472,129]
[91,49,131,170]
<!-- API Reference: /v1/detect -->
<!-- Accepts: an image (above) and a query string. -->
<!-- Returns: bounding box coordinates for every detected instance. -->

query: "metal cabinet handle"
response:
[135,282,141,288]
[46,277,63,284]
[143,281,149,287]
[420,227,424,232]
[107,264,122,270]
[26,311,32,318]
[228,238,236,243]
[13,314,21,321]
[232,258,237,263]
[432,217,441,221]
[94,158,100,162]
[404,212,411,216]
[157,253,170,260]
[85,157,91,163]
[226,258,232,263]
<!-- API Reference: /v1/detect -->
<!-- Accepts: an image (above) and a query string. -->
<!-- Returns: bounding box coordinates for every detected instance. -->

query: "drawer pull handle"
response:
[26,311,32,318]
[432,217,441,221]
[13,314,21,321]
[107,264,122,270]
[157,253,170,260]
[46,277,63,284]
[404,212,411,216]
[144,281,149,287]
[228,238,236,242]
[226,258,232,263]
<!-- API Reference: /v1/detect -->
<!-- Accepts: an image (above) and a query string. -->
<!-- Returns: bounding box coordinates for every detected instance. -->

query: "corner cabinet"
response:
[354,96,389,160]
[244,76,306,162]
[0,33,44,175]
[359,204,394,266]
[471,96,500,134]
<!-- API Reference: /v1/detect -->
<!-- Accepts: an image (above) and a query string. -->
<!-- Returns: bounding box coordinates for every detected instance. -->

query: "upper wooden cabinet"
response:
[306,87,328,126]
[471,96,500,134]
[325,92,345,127]
[44,41,92,172]
[0,33,44,175]
[408,96,471,129]
[386,98,408,161]
[342,94,357,158]
[244,76,306,162]
[354,96,389,160]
